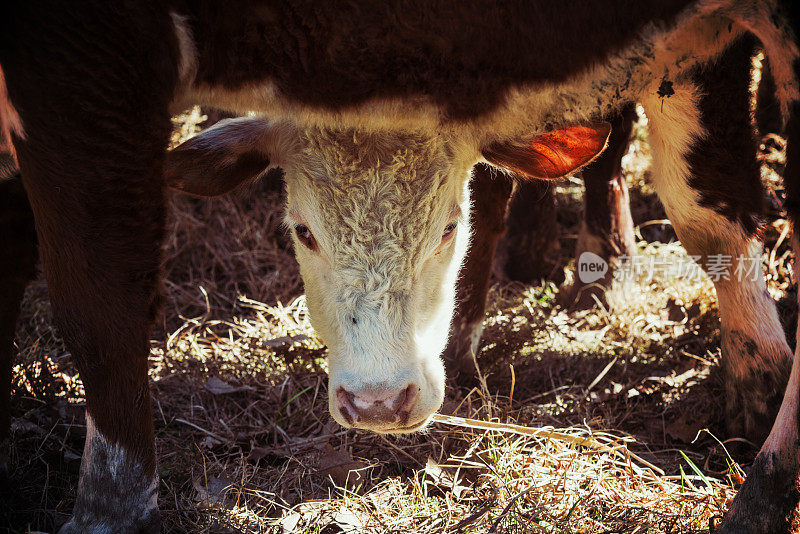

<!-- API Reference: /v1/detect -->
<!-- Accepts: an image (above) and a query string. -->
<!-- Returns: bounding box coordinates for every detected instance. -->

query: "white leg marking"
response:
[467,319,484,357]
[642,84,785,355]
[59,414,159,534]
[643,82,791,437]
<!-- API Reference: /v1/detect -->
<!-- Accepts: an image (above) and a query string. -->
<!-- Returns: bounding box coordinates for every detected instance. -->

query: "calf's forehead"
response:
[287,128,469,258]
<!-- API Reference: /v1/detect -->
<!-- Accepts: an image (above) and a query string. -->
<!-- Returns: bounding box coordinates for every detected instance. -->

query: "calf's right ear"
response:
[165,117,296,197]
[481,122,612,180]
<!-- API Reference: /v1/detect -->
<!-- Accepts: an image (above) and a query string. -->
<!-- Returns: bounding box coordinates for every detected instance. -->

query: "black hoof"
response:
[716,451,799,534]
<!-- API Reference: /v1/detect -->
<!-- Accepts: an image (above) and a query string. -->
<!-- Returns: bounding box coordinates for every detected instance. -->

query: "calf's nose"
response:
[336,384,418,427]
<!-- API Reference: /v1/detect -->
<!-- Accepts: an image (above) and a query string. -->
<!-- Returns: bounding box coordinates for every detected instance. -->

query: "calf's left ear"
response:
[165,117,295,197]
[481,122,612,179]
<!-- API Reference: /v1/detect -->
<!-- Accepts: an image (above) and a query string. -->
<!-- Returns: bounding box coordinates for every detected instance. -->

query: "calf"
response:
[2,1,800,532]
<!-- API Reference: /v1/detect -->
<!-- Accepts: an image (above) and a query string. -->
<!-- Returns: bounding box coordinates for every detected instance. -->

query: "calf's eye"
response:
[441,221,457,242]
[294,223,317,251]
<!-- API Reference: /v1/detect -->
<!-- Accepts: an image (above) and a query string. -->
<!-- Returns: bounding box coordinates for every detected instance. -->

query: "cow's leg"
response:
[443,164,513,382]
[2,6,178,532]
[18,141,167,533]
[641,35,791,445]
[565,103,637,309]
[717,63,800,534]
[18,133,167,534]
[0,175,38,460]
[498,179,559,283]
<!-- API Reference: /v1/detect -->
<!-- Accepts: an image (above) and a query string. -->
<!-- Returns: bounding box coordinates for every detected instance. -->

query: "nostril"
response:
[390,387,408,416]
[336,387,359,425]
[392,384,419,424]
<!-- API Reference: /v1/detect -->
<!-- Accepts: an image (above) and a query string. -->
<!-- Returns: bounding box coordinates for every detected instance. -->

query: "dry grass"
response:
[4,106,794,533]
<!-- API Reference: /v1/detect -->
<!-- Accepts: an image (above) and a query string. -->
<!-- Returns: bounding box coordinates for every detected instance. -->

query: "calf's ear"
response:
[481,122,612,179]
[165,117,295,197]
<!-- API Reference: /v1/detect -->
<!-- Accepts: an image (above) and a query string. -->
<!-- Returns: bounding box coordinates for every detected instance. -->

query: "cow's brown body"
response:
[1,1,800,532]
[187,1,691,119]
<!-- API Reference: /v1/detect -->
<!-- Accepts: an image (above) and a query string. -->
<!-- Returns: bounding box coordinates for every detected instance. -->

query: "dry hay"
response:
[4,106,794,533]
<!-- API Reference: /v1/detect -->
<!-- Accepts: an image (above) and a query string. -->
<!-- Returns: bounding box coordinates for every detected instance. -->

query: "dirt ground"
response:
[2,102,795,533]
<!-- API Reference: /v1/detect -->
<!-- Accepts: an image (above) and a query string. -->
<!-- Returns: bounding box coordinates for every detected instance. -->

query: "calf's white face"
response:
[285,128,474,431]
[165,117,610,433]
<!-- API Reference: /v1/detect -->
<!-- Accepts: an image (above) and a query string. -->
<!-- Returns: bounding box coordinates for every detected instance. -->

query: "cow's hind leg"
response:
[717,67,800,534]
[566,103,637,309]
[498,179,559,283]
[443,164,513,383]
[641,34,791,446]
[2,5,179,532]
[718,20,800,533]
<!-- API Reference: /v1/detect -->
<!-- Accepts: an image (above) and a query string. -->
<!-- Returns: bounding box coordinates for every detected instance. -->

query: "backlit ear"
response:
[165,117,296,197]
[481,122,612,179]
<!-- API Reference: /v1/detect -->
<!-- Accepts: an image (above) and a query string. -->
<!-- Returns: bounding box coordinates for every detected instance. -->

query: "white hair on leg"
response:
[642,81,791,440]
[58,414,159,534]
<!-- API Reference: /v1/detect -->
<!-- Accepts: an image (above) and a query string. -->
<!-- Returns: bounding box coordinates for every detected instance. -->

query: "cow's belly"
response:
[185,13,739,144]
